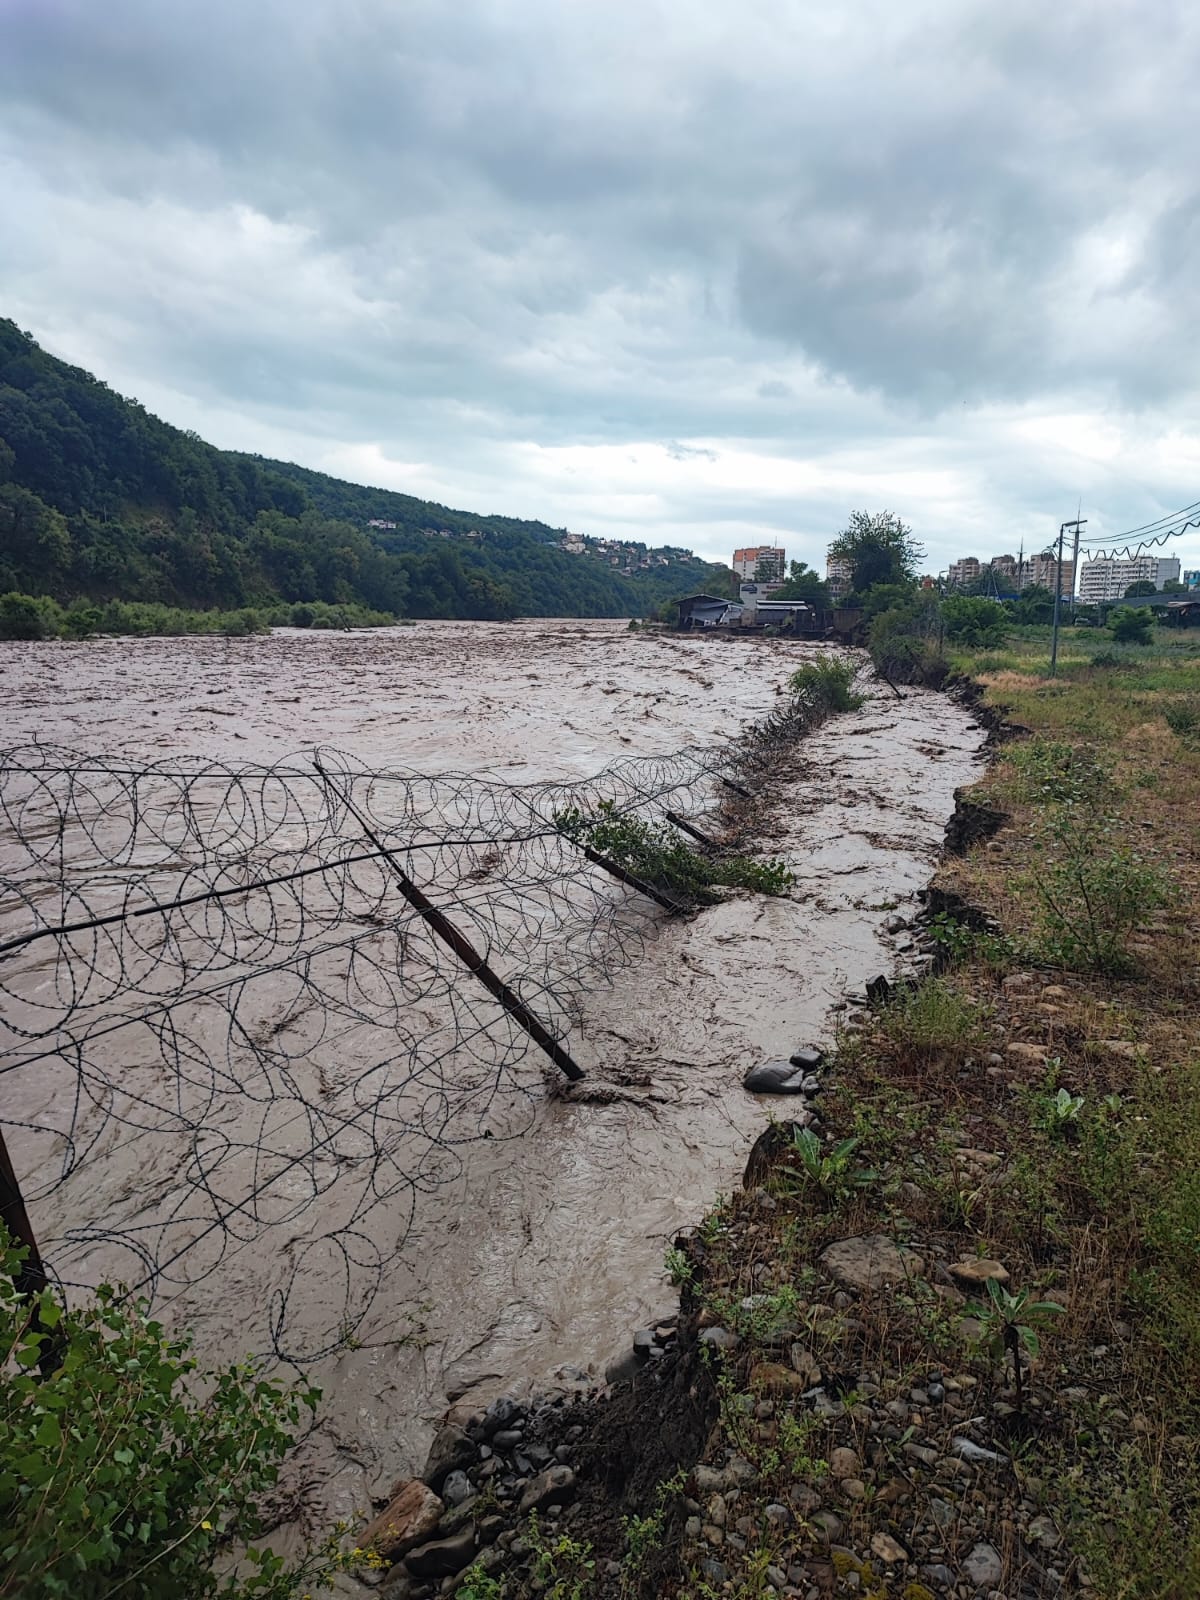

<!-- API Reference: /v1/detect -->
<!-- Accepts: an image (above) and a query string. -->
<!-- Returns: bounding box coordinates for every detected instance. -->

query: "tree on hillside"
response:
[1124,579,1158,598]
[828,510,923,597]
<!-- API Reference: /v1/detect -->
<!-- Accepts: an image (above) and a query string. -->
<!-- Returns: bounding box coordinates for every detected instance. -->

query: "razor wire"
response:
[0,688,830,1367]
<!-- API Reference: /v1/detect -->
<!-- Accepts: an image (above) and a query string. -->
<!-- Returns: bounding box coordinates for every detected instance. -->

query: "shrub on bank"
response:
[0,1229,333,1600]
[0,593,398,639]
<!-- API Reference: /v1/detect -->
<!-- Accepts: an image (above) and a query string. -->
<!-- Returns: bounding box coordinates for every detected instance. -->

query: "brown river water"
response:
[0,619,983,1540]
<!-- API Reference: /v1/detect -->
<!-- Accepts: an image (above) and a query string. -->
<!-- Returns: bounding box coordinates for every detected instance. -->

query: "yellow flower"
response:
[201,1520,213,1531]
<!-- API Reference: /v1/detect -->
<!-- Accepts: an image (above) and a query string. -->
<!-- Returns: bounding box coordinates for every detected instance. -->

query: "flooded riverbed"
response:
[0,620,983,1536]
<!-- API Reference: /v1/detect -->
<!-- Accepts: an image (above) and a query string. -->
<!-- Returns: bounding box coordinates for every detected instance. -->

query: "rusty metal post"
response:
[576,842,683,913]
[315,758,584,1081]
[665,810,720,849]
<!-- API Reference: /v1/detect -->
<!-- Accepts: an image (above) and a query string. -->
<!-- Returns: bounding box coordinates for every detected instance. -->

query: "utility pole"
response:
[1050,518,1086,675]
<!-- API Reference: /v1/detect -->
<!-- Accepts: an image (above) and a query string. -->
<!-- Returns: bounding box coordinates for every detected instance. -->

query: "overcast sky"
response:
[3,0,1200,575]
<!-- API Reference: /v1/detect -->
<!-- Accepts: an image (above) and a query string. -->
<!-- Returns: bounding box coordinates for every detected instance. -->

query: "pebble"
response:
[963,1541,1004,1587]
[871,1532,908,1565]
[699,1326,739,1352]
[830,1447,861,1480]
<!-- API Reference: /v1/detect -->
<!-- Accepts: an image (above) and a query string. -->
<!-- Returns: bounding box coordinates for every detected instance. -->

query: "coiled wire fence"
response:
[0,686,835,1366]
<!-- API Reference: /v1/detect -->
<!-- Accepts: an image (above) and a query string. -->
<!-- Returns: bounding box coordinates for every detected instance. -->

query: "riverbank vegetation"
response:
[637,626,1200,1599]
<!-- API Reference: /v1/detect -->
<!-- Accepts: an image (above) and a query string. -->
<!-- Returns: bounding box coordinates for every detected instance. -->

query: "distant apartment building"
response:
[1078,556,1181,604]
[826,555,853,600]
[947,557,982,588]
[367,518,398,530]
[1021,551,1076,596]
[733,546,786,581]
[943,550,1073,595]
[1185,569,1200,591]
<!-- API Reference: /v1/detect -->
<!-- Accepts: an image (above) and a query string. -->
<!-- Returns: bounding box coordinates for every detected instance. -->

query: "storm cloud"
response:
[2,0,1198,570]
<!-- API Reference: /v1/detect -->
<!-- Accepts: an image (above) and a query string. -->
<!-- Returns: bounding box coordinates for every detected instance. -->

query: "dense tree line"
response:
[0,322,732,621]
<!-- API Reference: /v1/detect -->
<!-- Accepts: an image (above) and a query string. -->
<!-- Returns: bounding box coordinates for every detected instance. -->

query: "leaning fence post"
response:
[314,758,584,1082]
[0,1127,63,1375]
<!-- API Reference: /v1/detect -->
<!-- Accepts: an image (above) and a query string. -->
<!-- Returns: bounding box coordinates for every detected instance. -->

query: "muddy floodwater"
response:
[0,619,983,1538]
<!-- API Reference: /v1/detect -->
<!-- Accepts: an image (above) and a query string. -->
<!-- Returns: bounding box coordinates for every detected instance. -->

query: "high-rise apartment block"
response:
[945,551,1073,596]
[732,546,786,581]
[825,555,854,601]
[1078,556,1181,604]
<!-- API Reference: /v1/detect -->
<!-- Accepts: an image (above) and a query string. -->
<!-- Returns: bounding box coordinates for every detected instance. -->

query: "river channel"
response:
[0,618,983,1538]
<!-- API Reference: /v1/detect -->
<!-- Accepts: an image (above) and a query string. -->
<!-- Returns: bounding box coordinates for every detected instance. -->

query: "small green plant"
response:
[664,1246,695,1288]
[878,978,986,1055]
[621,1469,686,1587]
[963,1278,1063,1409]
[782,1126,876,1201]
[526,1516,595,1600]
[1033,1085,1086,1136]
[458,1564,506,1600]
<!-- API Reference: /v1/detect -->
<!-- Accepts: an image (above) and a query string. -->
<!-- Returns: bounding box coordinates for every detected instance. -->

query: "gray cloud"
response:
[2,0,1199,572]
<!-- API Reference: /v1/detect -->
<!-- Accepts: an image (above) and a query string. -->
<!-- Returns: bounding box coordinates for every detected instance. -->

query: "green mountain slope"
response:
[0,321,734,619]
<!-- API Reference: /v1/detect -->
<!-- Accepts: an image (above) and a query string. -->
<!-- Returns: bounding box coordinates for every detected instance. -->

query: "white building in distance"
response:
[733,546,786,581]
[1078,556,1181,604]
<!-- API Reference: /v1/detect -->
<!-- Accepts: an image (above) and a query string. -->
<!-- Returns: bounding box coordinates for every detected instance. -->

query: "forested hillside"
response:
[0,321,734,620]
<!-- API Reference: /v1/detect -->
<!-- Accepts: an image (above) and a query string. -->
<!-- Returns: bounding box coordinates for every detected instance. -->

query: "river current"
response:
[0,618,983,1537]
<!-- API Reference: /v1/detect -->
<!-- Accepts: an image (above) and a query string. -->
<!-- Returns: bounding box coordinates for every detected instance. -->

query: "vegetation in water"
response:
[554,800,793,906]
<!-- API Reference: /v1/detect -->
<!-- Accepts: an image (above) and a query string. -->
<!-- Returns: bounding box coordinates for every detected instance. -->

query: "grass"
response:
[658,627,1200,1600]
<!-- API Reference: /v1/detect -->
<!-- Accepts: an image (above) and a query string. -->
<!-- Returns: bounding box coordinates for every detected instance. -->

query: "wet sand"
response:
[0,620,983,1537]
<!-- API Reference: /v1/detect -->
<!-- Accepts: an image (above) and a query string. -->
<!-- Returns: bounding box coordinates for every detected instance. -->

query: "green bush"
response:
[1029,827,1171,973]
[788,657,864,712]
[0,1229,330,1599]
[0,591,63,640]
[868,603,946,686]
[555,801,793,905]
[941,595,1008,647]
[1109,607,1155,645]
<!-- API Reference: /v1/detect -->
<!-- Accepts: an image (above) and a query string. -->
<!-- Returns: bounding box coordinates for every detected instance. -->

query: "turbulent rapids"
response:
[0,619,983,1535]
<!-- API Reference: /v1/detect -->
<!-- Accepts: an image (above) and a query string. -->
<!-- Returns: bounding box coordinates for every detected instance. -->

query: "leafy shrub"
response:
[788,657,863,712]
[867,601,947,686]
[1007,737,1114,809]
[555,801,793,906]
[0,591,63,639]
[941,595,1008,647]
[1029,826,1171,973]
[1109,607,1155,645]
[0,1229,329,1599]
[1164,698,1200,739]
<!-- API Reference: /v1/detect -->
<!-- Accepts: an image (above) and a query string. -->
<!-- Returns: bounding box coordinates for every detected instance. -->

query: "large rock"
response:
[743,1059,809,1094]
[404,1526,478,1579]
[358,1480,444,1562]
[819,1234,925,1292]
[422,1424,478,1491]
[519,1464,576,1515]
